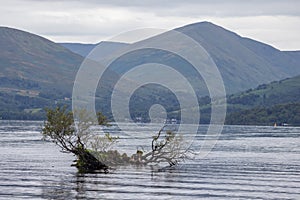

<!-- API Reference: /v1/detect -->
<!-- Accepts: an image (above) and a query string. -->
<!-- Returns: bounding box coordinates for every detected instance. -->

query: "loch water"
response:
[0,121,299,199]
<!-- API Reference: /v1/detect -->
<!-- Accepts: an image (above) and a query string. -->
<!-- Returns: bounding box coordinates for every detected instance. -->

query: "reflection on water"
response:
[0,121,300,199]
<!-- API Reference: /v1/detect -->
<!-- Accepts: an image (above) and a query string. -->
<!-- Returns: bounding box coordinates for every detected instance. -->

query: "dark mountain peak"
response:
[176,21,240,39]
[177,21,219,29]
[172,21,300,93]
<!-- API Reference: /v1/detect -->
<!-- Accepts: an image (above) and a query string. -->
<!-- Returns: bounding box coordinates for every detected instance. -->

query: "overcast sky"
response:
[0,0,299,50]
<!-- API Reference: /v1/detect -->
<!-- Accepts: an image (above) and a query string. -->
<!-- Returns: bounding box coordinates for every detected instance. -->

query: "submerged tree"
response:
[142,126,191,166]
[42,106,111,172]
[42,106,190,173]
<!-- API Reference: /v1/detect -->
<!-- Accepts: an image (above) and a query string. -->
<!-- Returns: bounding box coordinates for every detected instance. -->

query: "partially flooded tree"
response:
[140,126,192,166]
[42,106,190,173]
[42,106,110,172]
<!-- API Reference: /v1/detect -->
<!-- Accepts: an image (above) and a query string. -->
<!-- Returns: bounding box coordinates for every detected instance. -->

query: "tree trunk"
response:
[73,148,109,173]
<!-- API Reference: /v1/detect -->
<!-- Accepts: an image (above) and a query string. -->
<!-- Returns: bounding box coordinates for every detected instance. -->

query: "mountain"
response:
[88,22,300,121]
[0,27,128,120]
[62,22,300,95]
[0,27,83,91]
[176,22,300,93]
[0,27,84,119]
[1,22,300,121]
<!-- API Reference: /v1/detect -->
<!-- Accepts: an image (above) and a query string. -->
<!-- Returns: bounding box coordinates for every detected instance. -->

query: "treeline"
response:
[0,110,45,120]
[0,77,40,89]
[226,103,300,126]
[0,91,71,120]
[0,92,51,110]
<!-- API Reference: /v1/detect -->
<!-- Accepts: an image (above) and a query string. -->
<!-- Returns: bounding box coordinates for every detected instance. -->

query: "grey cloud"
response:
[23,0,300,17]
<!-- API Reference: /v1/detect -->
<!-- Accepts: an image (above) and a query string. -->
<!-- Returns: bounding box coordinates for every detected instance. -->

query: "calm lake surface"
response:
[0,121,299,199]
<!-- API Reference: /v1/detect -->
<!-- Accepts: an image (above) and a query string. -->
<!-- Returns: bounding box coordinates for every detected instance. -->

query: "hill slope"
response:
[227,75,300,109]
[176,22,300,93]
[0,27,84,118]
[226,103,300,126]
[225,75,300,125]
[0,27,83,92]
